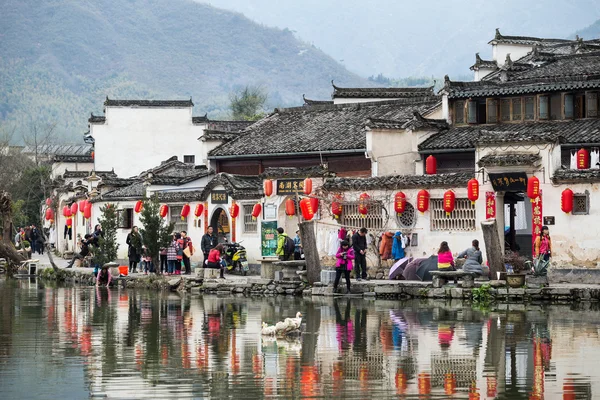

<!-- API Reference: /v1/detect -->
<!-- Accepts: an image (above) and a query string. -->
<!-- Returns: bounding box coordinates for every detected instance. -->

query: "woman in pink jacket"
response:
[437,241,455,270]
[335,240,355,293]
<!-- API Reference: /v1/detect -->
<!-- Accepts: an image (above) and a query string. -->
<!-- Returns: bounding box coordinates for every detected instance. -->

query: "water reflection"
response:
[0,279,597,399]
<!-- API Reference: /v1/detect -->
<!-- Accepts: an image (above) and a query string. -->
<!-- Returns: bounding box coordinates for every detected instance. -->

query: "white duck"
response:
[284,312,303,331]
[261,322,277,336]
[275,320,290,333]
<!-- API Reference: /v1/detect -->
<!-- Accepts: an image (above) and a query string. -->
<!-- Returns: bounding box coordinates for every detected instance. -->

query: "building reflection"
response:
[0,279,598,399]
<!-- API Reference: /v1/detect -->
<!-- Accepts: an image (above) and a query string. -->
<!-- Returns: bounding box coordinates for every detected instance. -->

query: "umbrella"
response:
[416,255,439,281]
[402,258,427,281]
[389,257,412,280]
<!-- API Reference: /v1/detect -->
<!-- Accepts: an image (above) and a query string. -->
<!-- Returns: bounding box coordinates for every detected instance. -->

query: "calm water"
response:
[0,279,597,399]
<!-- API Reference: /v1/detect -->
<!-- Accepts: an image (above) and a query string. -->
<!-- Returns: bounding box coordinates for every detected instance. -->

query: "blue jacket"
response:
[391,231,405,260]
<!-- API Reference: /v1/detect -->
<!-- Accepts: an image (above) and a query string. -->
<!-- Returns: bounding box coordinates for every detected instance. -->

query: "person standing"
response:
[126,226,142,273]
[352,228,368,281]
[14,228,21,246]
[166,234,179,275]
[180,230,193,275]
[533,226,552,276]
[201,226,217,266]
[276,227,293,261]
[293,230,302,260]
[159,246,168,274]
[334,240,354,294]
[30,225,39,254]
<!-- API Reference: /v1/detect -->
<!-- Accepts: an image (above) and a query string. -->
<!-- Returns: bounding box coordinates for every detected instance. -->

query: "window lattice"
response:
[242,204,257,233]
[396,202,416,229]
[525,97,535,120]
[454,101,465,124]
[169,205,187,233]
[573,194,589,215]
[430,198,476,231]
[512,98,521,120]
[340,201,385,231]
[501,99,511,121]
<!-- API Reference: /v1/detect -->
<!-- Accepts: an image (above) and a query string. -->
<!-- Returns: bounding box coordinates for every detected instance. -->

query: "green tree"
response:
[229,85,268,121]
[95,203,119,266]
[138,195,174,271]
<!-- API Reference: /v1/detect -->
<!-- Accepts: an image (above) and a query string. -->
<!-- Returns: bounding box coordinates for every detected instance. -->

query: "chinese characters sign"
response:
[211,190,228,204]
[276,179,305,195]
[261,221,278,257]
[485,192,496,219]
[488,172,527,192]
[531,192,543,256]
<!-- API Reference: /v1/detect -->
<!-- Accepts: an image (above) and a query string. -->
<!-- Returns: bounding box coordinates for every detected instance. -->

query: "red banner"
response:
[485,192,496,219]
[532,191,543,256]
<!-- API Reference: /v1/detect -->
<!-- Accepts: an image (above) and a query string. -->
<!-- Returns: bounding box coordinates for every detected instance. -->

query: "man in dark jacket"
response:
[352,227,368,281]
[66,234,91,268]
[201,226,217,265]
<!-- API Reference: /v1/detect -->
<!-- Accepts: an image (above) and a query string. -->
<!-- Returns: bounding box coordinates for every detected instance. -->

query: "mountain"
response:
[574,18,600,39]
[0,0,372,141]
[203,0,600,78]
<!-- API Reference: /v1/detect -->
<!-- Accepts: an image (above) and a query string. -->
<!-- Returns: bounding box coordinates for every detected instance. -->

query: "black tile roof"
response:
[477,153,541,168]
[199,130,240,142]
[400,112,449,131]
[104,98,194,107]
[488,29,570,46]
[99,182,146,201]
[88,113,106,124]
[209,97,440,158]
[205,120,255,132]
[155,190,204,203]
[303,95,333,105]
[322,172,472,191]
[22,143,92,156]
[98,178,138,188]
[53,154,93,163]
[332,82,434,99]
[470,53,497,71]
[552,169,600,184]
[419,119,600,151]
[260,166,335,179]
[200,173,262,201]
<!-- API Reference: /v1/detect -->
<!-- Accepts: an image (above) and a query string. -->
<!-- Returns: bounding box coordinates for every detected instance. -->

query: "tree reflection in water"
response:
[0,280,597,399]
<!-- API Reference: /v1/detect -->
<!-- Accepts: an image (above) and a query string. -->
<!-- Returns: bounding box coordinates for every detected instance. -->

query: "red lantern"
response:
[45,198,52,206]
[194,203,204,218]
[561,188,574,214]
[70,202,78,215]
[263,180,273,197]
[45,208,54,221]
[443,190,456,216]
[527,176,540,202]
[417,190,429,213]
[467,178,479,205]
[66,218,73,228]
[252,203,262,220]
[358,193,370,216]
[229,202,240,219]
[79,200,87,214]
[331,201,342,219]
[300,198,315,221]
[180,204,191,220]
[303,178,313,195]
[159,204,169,218]
[134,200,143,213]
[62,206,69,217]
[426,155,437,175]
[309,197,319,215]
[285,198,296,217]
[83,202,92,220]
[577,148,589,169]
[394,192,406,215]
[65,208,72,218]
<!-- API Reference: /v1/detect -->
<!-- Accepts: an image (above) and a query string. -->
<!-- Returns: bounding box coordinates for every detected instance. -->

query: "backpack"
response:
[283,235,295,257]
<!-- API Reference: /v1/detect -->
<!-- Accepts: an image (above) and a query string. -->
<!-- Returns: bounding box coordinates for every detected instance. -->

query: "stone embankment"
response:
[36,266,600,303]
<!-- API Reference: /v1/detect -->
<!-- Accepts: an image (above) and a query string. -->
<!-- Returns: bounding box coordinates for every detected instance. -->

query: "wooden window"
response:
[117,208,133,229]
[538,95,549,120]
[467,101,477,124]
[395,202,416,229]
[501,99,511,122]
[454,101,465,124]
[486,99,498,123]
[550,94,561,120]
[512,98,522,121]
[242,204,257,233]
[430,198,476,231]
[564,94,574,119]
[169,205,187,233]
[183,155,195,164]
[586,92,598,118]
[340,201,384,231]
[525,97,535,120]
[573,192,590,215]
[575,94,586,118]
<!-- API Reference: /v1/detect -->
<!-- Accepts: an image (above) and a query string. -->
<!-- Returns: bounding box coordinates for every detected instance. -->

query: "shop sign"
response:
[211,190,228,204]
[488,172,527,191]
[276,179,305,195]
[531,191,543,256]
[485,192,496,219]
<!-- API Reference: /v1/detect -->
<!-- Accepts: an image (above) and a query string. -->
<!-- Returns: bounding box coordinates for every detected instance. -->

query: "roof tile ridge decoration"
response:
[331,81,435,99]
[259,166,336,179]
[477,153,542,168]
[489,28,571,45]
[199,172,262,201]
[552,168,600,184]
[322,172,472,191]
[104,97,194,108]
[470,53,498,70]
[302,94,334,105]
[401,112,450,131]
[88,113,106,123]
[275,96,440,114]
[192,113,209,123]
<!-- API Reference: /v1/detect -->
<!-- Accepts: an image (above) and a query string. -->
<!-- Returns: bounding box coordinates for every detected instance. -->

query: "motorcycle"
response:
[223,240,249,275]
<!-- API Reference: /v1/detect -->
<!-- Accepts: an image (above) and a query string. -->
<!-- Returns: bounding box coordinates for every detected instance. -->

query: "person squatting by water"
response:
[96,264,112,287]
[334,240,354,294]
[206,244,226,279]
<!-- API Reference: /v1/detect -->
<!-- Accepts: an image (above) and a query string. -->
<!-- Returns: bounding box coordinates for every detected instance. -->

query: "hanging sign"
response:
[261,221,278,257]
[276,179,305,194]
[485,192,496,219]
[488,172,527,191]
[531,191,543,256]
[210,190,228,204]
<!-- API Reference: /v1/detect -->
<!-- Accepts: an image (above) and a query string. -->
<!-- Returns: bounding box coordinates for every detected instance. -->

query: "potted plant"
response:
[504,251,529,288]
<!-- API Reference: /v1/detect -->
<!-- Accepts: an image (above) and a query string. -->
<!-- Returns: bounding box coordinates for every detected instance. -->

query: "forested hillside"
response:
[0,0,372,141]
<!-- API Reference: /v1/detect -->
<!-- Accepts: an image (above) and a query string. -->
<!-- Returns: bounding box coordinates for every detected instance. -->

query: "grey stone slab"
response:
[374,285,403,294]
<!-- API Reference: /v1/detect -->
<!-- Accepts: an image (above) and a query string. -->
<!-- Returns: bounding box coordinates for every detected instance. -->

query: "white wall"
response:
[473,67,496,82]
[51,161,94,179]
[367,128,422,177]
[92,106,206,177]
[493,43,533,65]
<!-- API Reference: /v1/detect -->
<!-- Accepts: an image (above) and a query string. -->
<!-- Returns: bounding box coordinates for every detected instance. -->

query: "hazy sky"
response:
[201,0,600,78]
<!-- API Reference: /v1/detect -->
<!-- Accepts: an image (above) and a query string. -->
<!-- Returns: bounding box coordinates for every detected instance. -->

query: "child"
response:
[437,241,455,270]
[166,234,179,275]
[334,240,355,293]
[142,246,154,275]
